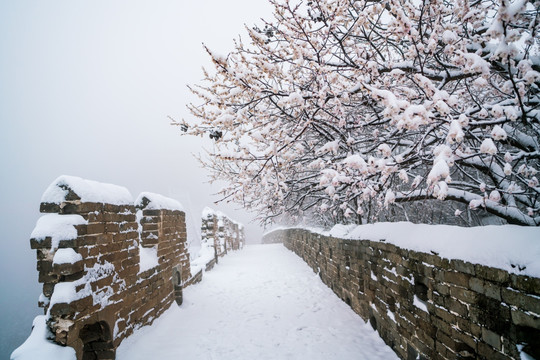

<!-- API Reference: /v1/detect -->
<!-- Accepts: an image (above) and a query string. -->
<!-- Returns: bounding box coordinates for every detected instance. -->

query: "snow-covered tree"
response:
[179,0,540,226]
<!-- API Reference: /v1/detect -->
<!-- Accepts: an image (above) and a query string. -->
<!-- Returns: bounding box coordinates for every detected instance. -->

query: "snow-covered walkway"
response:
[117,244,398,360]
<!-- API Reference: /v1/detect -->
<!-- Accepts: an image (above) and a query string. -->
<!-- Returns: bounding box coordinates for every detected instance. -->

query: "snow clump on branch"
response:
[181,0,540,226]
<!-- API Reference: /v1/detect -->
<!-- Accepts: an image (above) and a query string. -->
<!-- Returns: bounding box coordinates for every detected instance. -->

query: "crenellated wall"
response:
[14,176,244,360]
[264,228,540,360]
[201,207,245,265]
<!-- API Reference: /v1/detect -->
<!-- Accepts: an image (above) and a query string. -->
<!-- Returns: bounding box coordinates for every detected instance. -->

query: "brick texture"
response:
[26,182,245,360]
[264,229,540,360]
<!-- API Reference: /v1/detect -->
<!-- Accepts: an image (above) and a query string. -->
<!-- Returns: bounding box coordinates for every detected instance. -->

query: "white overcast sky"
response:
[0,1,273,356]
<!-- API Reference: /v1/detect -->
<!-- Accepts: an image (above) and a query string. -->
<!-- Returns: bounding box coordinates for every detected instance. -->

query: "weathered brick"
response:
[30,237,52,249]
[444,271,471,288]
[53,261,84,276]
[475,265,509,285]
[510,274,540,296]
[482,327,501,350]
[445,297,468,317]
[511,308,540,328]
[502,287,540,314]
[477,341,508,360]
[450,286,478,304]
[450,259,476,275]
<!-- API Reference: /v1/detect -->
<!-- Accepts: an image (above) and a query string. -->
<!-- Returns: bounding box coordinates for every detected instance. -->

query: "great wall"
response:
[12,175,540,360]
[263,228,540,360]
[12,176,244,360]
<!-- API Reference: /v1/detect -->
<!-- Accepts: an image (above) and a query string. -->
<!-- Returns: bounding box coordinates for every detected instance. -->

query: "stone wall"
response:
[201,208,245,261]
[264,228,540,360]
[18,176,244,360]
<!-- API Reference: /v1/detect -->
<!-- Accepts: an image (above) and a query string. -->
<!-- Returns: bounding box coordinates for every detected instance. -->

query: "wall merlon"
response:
[17,176,210,359]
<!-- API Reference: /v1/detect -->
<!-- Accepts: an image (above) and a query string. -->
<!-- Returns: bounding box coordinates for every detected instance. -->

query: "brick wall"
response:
[264,228,540,360]
[20,176,244,360]
[201,208,245,261]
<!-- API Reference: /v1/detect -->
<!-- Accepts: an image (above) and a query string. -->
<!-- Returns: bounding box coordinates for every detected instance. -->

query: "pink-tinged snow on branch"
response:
[181,0,540,226]
[394,189,539,226]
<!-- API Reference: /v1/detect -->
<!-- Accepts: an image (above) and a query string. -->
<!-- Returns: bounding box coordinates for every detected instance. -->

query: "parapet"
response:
[268,227,540,360]
[201,207,245,258]
[14,176,191,360]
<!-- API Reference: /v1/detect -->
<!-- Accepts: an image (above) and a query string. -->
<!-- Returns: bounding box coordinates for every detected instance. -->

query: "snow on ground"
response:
[10,316,75,360]
[189,240,215,276]
[117,244,398,360]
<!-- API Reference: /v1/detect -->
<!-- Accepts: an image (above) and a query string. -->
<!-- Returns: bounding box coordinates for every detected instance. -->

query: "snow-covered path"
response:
[117,244,398,360]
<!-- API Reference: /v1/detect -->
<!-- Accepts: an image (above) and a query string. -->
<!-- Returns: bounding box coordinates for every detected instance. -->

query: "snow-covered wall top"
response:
[200,207,245,259]
[41,175,133,205]
[135,192,184,211]
[202,206,216,219]
[30,214,88,251]
[266,222,540,278]
[202,206,243,227]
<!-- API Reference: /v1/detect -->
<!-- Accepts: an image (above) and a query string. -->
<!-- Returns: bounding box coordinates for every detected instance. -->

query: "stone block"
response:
[434,283,450,296]
[64,271,84,282]
[105,223,120,233]
[61,201,103,214]
[449,286,478,305]
[436,331,454,351]
[502,288,540,314]
[416,317,436,337]
[482,327,502,350]
[40,202,61,213]
[86,223,106,235]
[511,308,540,328]
[431,315,452,336]
[37,259,53,273]
[43,283,55,297]
[469,322,482,338]
[473,295,512,333]
[450,259,476,275]
[38,272,58,283]
[477,341,508,360]
[434,304,457,324]
[470,277,502,300]
[444,297,468,318]
[435,340,455,359]
[451,327,478,351]
[444,271,470,288]
[142,209,162,216]
[30,237,52,249]
[50,295,92,317]
[475,265,510,285]
[53,260,84,276]
[90,275,114,292]
[510,274,540,296]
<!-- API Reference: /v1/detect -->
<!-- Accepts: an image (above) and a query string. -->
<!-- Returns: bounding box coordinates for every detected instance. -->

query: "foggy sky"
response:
[0,1,273,357]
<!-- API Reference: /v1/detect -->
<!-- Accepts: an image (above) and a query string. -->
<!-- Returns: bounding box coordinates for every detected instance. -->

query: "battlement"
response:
[201,206,245,262]
[13,176,244,360]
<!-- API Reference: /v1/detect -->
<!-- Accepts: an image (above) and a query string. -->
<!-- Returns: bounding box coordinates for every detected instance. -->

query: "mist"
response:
[0,1,273,357]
